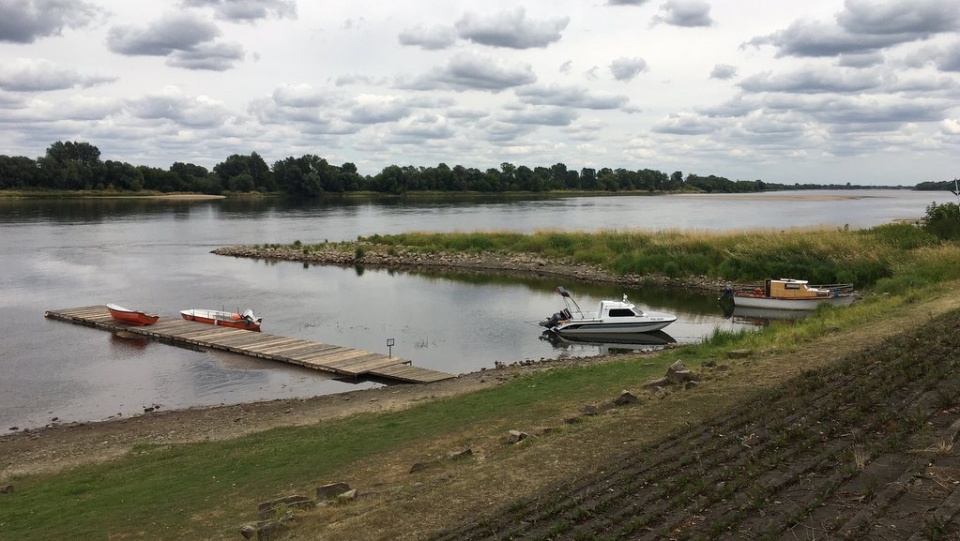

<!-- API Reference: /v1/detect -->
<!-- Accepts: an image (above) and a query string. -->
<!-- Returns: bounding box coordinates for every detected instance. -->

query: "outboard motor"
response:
[540,307,572,328]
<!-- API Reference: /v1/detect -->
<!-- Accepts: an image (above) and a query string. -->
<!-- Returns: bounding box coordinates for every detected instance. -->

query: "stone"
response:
[506,430,529,444]
[409,460,439,473]
[445,448,473,460]
[316,482,351,500]
[614,390,638,406]
[257,495,313,520]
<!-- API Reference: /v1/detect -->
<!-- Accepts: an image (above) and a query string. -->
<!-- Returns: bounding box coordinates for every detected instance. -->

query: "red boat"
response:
[106,303,160,326]
[180,308,262,331]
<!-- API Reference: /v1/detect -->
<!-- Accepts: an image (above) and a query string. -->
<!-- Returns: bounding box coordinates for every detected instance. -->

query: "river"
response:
[0,189,939,431]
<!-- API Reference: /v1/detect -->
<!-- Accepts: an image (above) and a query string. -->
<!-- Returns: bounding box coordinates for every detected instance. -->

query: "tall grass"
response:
[346,224,950,288]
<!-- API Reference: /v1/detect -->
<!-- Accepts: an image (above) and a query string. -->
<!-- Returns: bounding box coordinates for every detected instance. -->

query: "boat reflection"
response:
[539,329,676,353]
[725,305,809,326]
[109,330,150,351]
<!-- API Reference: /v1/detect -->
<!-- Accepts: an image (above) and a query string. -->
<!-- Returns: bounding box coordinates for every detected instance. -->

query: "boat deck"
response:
[44,305,455,384]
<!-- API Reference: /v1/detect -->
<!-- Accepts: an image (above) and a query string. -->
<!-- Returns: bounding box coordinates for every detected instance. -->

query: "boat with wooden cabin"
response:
[719,278,855,311]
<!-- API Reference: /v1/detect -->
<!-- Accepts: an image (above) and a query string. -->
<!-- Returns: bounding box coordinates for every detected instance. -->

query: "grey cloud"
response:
[607,0,653,5]
[653,0,713,28]
[746,21,901,57]
[107,14,220,56]
[271,84,331,108]
[709,64,737,80]
[610,57,648,81]
[516,84,629,109]
[811,97,947,125]
[0,59,115,92]
[181,0,297,21]
[838,0,959,36]
[402,52,536,92]
[398,24,457,50]
[0,0,100,44]
[456,8,568,49]
[739,68,882,94]
[334,74,390,87]
[392,114,455,139]
[169,42,245,71]
[935,41,960,72]
[748,0,959,59]
[652,113,719,134]
[343,100,410,124]
[837,52,884,68]
[127,90,230,128]
[108,14,245,71]
[503,106,578,126]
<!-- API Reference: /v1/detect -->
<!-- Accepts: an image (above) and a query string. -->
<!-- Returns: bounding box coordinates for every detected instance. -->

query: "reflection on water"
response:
[540,329,676,354]
[109,331,150,351]
[718,300,810,326]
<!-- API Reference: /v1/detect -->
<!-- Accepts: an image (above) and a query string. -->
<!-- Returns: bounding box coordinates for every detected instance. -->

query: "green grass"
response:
[304,224,957,288]
[0,355,683,540]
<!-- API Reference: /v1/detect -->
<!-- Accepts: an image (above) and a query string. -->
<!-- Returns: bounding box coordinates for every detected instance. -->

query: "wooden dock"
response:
[44,306,455,384]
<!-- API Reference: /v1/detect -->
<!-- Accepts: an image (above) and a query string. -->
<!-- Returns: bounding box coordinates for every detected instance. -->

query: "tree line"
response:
[0,140,920,198]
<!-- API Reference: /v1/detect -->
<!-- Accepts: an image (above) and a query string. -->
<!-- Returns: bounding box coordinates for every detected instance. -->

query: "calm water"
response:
[0,190,937,431]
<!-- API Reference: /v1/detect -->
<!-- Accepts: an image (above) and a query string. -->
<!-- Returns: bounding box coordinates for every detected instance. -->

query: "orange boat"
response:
[106,303,160,326]
[180,308,262,331]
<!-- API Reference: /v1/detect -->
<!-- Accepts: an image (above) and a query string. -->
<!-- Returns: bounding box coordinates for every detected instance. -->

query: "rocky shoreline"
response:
[211,243,731,294]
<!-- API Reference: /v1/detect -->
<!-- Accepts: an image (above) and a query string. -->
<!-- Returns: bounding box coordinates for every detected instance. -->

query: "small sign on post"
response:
[386,338,395,358]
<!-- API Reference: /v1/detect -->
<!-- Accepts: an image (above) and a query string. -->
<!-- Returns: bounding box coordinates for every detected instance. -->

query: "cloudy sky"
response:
[0,0,958,185]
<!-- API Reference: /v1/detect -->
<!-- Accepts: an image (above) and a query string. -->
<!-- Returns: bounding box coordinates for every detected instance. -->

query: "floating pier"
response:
[44,305,454,384]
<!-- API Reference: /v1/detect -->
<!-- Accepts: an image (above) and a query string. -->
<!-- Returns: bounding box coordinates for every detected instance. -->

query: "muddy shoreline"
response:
[211,244,732,294]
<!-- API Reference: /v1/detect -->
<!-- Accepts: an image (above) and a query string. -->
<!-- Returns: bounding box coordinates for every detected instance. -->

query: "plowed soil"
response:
[430,309,960,540]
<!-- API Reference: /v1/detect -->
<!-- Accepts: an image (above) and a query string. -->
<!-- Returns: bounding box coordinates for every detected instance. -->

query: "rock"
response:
[410,460,439,473]
[0,485,13,494]
[727,349,752,359]
[336,489,358,501]
[257,495,313,520]
[316,482,351,500]
[445,448,473,460]
[581,404,600,416]
[506,430,529,444]
[614,390,638,406]
[666,360,698,385]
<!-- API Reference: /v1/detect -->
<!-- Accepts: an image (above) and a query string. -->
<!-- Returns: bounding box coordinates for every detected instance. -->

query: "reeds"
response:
[353,224,950,287]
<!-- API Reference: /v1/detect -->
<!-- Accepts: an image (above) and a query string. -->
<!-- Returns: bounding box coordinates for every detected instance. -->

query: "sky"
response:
[0,0,958,186]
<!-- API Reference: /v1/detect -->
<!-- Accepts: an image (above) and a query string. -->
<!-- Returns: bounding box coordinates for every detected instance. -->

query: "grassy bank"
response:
[288,223,960,289]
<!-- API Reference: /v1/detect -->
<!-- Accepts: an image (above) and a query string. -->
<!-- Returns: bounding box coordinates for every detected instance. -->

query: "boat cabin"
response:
[596,299,645,318]
[763,278,841,299]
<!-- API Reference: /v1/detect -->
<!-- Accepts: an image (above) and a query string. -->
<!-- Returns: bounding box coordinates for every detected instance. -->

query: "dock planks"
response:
[44,306,454,384]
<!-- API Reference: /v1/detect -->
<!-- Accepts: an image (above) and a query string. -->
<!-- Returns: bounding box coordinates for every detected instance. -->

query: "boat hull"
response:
[550,316,677,336]
[180,309,262,331]
[106,303,159,326]
[732,295,855,311]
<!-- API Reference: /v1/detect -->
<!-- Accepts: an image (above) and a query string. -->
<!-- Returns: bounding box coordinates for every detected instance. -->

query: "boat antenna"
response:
[555,286,583,315]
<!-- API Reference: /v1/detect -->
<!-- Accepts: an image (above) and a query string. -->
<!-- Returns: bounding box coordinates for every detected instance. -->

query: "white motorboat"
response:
[539,286,677,336]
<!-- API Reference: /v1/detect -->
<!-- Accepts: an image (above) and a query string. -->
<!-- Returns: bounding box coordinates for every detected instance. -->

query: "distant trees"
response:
[2,139,932,199]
